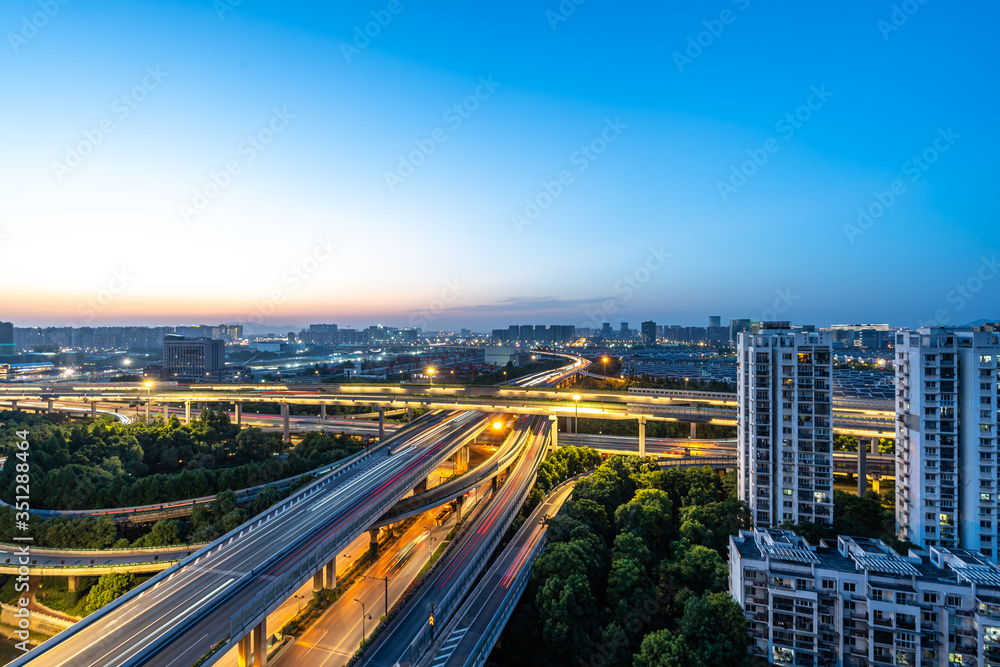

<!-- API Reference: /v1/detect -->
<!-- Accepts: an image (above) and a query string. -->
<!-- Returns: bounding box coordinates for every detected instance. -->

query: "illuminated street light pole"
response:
[428,367,436,386]
[602,356,609,388]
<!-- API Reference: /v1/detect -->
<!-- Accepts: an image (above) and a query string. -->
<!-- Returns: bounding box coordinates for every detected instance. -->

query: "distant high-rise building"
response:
[519,325,534,342]
[0,322,13,356]
[620,321,628,338]
[491,329,508,343]
[601,322,612,338]
[213,324,243,342]
[550,325,576,344]
[534,325,548,342]
[641,321,657,346]
[162,335,227,382]
[895,326,1000,560]
[729,318,751,343]
[708,315,721,328]
[737,324,833,528]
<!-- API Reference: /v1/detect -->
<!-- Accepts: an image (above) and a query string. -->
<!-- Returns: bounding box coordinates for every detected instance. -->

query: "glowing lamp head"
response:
[493,421,503,430]
[572,394,581,401]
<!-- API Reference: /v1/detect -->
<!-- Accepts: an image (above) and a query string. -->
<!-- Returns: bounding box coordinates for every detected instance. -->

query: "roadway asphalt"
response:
[271,482,490,667]
[362,415,548,667]
[12,410,487,667]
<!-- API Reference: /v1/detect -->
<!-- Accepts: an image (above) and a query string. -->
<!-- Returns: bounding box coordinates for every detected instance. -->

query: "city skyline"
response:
[1,1,998,329]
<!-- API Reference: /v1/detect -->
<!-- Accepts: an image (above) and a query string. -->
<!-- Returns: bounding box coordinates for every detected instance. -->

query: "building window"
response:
[821,579,835,590]
[947,595,963,607]
[843,582,856,592]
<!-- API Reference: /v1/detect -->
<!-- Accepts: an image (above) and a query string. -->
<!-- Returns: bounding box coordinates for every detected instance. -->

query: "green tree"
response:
[678,592,750,667]
[633,629,702,667]
[660,543,727,596]
[85,573,135,613]
[536,573,599,663]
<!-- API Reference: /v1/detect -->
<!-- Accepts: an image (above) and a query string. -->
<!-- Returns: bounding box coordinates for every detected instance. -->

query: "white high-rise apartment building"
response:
[895,326,1000,560]
[737,323,834,528]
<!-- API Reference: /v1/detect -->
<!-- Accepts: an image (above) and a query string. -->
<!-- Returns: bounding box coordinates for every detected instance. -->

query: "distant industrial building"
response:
[0,322,13,355]
[161,335,228,382]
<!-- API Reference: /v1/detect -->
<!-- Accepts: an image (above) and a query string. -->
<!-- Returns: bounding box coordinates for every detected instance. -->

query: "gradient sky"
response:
[1,0,998,331]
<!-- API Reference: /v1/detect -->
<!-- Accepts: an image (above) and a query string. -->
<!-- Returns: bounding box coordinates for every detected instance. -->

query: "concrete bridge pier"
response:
[46,399,53,414]
[549,414,558,449]
[67,576,78,592]
[235,402,242,427]
[313,570,324,593]
[369,528,379,550]
[690,422,697,439]
[320,403,326,420]
[254,619,267,667]
[324,556,336,589]
[184,402,191,425]
[452,446,469,475]
[237,633,251,667]
[413,478,428,495]
[90,401,96,418]
[8,400,17,412]
[281,403,290,444]
[236,620,268,667]
[379,407,385,439]
[638,417,647,457]
[407,407,413,421]
[161,403,168,422]
[145,401,151,424]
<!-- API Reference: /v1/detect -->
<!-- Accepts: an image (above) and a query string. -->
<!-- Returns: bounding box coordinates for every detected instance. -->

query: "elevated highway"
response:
[10,410,490,667]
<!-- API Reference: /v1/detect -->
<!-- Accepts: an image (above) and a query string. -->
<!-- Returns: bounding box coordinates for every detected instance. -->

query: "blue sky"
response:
[1,0,997,331]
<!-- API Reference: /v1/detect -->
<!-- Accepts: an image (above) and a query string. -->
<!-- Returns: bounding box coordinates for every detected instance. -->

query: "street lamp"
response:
[355,598,372,646]
[572,394,581,434]
[602,356,609,388]
[427,367,436,386]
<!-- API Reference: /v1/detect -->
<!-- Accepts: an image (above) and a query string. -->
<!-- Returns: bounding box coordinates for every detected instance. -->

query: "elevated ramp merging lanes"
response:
[362,415,550,667]
[421,477,578,667]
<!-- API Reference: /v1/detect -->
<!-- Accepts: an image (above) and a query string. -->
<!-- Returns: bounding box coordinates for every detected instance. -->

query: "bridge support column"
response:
[90,402,96,418]
[46,399,53,414]
[237,633,251,667]
[9,400,16,412]
[162,403,168,422]
[414,477,428,495]
[858,439,867,496]
[549,414,558,449]
[235,402,242,427]
[253,619,267,667]
[690,422,697,439]
[407,407,413,421]
[320,403,326,420]
[184,402,191,425]
[379,408,385,440]
[638,417,647,458]
[324,557,336,589]
[282,403,290,444]
[369,527,379,550]
[313,570,324,593]
[145,401,151,424]
[67,575,78,592]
